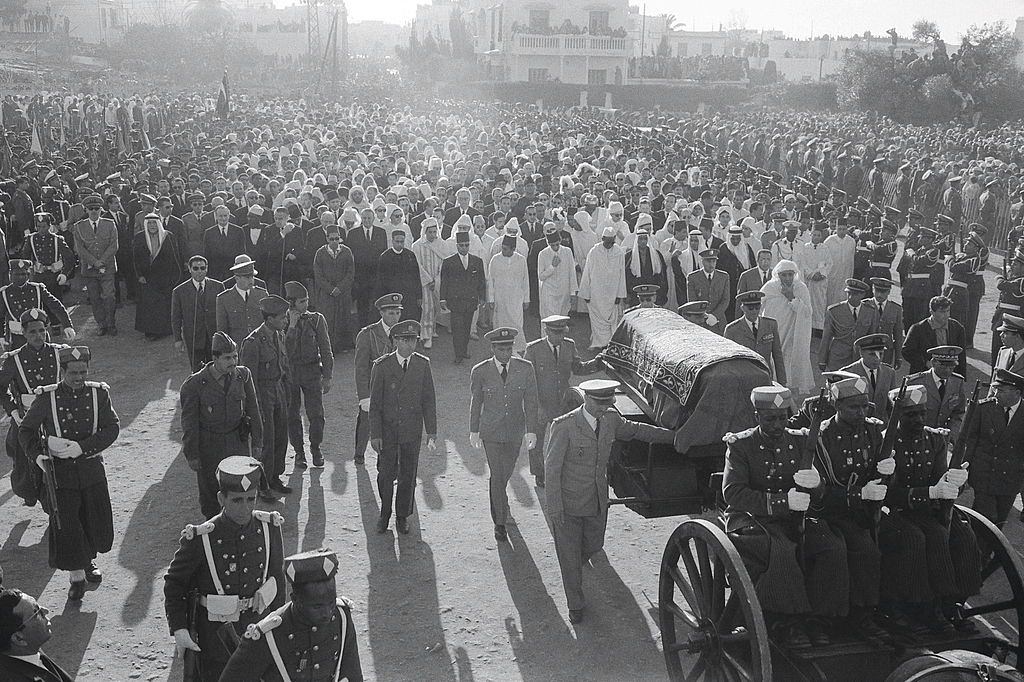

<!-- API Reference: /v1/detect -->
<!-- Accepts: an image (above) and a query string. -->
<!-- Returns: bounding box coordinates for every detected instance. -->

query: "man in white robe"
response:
[412,217,449,348]
[488,235,530,351]
[571,210,599,272]
[621,213,653,249]
[761,260,815,395]
[603,201,632,244]
[578,226,627,350]
[537,231,578,318]
[488,217,529,261]
[799,223,834,332]
[824,219,856,305]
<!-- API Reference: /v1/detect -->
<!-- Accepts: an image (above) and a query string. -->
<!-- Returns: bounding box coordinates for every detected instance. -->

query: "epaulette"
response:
[551,411,575,426]
[234,365,251,379]
[372,353,391,366]
[512,355,533,366]
[244,605,286,641]
[85,380,110,391]
[865,416,884,426]
[412,351,429,362]
[180,520,215,541]
[952,372,965,380]
[978,396,997,404]
[723,426,757,444]
[924,425,950,437]
[786,427,810,436]
[253,509,284,527]
[33,383,59,395]
[0,346,24,361]
[337,596,354,610]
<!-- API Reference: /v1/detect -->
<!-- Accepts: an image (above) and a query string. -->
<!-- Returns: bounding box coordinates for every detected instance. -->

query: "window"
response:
[528,68,549,82]
[528,9,549,32]
[589,10,609,34]
[588,69,607,85]
[677,42,688,56]
[701,42,713,55]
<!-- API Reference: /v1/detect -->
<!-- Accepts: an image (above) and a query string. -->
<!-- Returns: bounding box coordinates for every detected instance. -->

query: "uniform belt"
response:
[856,247,871,252]
[200,595,256,611]
[946,280,968,289]
[998,303,1022,311]
[869,261,889,268]
[908,273,930,279]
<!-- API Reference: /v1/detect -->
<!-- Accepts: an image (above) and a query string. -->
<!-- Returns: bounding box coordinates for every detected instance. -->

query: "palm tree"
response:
[183,0,234,35]
[661,13,685,31]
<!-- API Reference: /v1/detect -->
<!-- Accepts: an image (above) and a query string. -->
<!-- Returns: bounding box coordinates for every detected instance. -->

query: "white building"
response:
[0,0,128,44]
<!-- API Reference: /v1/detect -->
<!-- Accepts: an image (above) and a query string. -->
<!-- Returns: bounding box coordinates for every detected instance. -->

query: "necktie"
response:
[241,291,247,303]
[222,227,227,238]
[1009,351,1018,369]
[594,416,601,440]
[366,228,370,241]
[869,369,876,394]
[852,306,858,322]
[402,357,408,373]
[198,283,204,297]
[500,363,508,383]
[938,379,946,402]
[1005,406,1012,422]
[552,343,559,362]
[751,320,757,338]
[762,270,769,285]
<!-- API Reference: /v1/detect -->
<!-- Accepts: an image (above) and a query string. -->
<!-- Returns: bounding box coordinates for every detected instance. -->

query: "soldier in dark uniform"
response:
[21,212,75,301]
[897,228,943,330]
[813,376,894,644]
[219,548,363,682]
[944,232,985,344]
[0,309,66,507]
[991,251,1024,365]
[18,346,120,601]
[723,385,848,648]
[866,219,898,280]
[0,260,74,351]
[789,370,858,429]
[164,456,286,682]
[369,319,437,535]
[240,295,292,497]
[180,332,264,519]
[964,369,1024,529]
[877,385,980,636]
[352,293,401,465]
[677,300,716,330]
[283,281,333,469]
[934,214,957,257]
[625,283,659,311]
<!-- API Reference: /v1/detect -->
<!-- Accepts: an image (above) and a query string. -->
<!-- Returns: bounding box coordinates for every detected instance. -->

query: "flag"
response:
[0,133,12,178]
[59,110,66,148]
[31,121,43,155]
[216,70,230,119]
[141,122,151,151]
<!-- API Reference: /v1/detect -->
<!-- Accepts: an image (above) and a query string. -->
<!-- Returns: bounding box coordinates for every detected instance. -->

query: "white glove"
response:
[426,436,436,451]
[792,468,820,489]
[52,260,64,272]
[875,457,896,477]
[35,454,51,471]
[861,479,887,501]
[63,327,76,341]
[173,629,201,652]
[359,398,370,411]
[706,313,718,327]
[469,432,482,449]
[57,274,67,285]
[47,436,82,459]
[787,489,810,511]
[928,482,959,500]
[941,466,969,488]
[524,433,537,449]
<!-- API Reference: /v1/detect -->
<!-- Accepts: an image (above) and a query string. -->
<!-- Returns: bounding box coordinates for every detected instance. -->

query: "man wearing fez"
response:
[72,194,119,336]
[171,255,225,372]
[725,290,786,384]
[180,331,263,519]
[219,548,363,681]
[0,260,74,351]
[369,319,437,535]
[0,589,72,681]
[283,281,333,469]
[164,456,286,682]
[544,379,675,624]
[240,295,292,497]
[440,230,487,364]
[19,346,119,601]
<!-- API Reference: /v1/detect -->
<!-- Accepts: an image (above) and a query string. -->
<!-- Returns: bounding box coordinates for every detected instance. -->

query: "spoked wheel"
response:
[659,519,771,682]
[953,505,1024,671]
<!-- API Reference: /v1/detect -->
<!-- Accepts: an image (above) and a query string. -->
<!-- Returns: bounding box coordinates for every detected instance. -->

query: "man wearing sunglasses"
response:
[724,290,787,385]
[171,255,225,372]
[0,589,70,681]
[71,194,119,336]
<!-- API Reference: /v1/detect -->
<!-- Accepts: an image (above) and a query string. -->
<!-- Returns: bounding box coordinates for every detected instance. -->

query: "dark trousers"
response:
[49,479,114,570]
[355,290,379,330]
[827,516,881,608]
[483,439,521,526]
[6,422,38,505]
[449,307,473,359]
[197,462,224,519]
[966,275,984,347]
[973,492,1015,528]
[376,439,420,519]
[354,407,370,459]
[287,367,324,453]
[83,271,117,331]
[258,391,289,478]
[879,510,959,602]
[34,271,62,302]
[552,510,608,610]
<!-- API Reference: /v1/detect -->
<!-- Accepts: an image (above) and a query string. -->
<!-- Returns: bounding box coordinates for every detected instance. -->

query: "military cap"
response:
[736,290,765,305]
[948,175,963,183]
[917,227,938,240]
[968,222,988,236]
[19,308,48,327]
[59,346,91,364]
[698,248,719,260]
[633,284,659,298]
[883,206,903,218]
[936,214,954,226]
[890,384,927,408]
[822,370,859,384]
[389,319,421,338]
[855,333,889,351]
[967,233,986,250]
[678,300,709,316]
[750,384,791,410]
[188,192,206,203]
[831,188,847,198]
[375,293,403,310]
[455,231,471,244]
[216,456,264,493]
[898,162,912,172]
[870,277,894,290]
[541,315,570,329]
[769,212,786,221]
[82,194,103,208]
[10,259,33,272]
[782,220,802,229]
[34,210,52,222]
[260,295,289,316]
[878,219,897,232]
[845,278,871,294]
[830,376,869,401]
[927,345,962,364]
[997,313,1024,334]
[284,548,339,585]
[578,379,619,404]
[229,254,258,275]
[485,327,518,344]
[139,193,157,205]
[992,368,1024,392]
[284,281,308,299]
[907,208,925,221]
[211,331,237,354]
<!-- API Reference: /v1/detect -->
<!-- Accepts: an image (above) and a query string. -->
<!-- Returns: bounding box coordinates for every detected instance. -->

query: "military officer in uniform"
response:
[723,384,848,648]
[869,278,904,368]
[841,333,899,417]
[369,319,437,535]
[724,290,787,384]
[216,255,269,346]
[72,194,119,336]
[907,346,967,443]
[0,309,66,507]
[818,278,880,372]
[523,315,602,488]
[469,327,539,542]
[626,283,659,310]
[219,548,363,682]
[180,332,264,519]
[240,295,292,497]
[19,346,120,601]
[677,300,717,330]
[283,281,333,469]
[992,313,1024,378]
[545,379,675,623]
[965,369,1024,529]
[0,260,73,351]
[353,293,401,465]
[897,228,943,329]
[22,212,75,301]
[991,252,1024,365]
[164,456,285,682]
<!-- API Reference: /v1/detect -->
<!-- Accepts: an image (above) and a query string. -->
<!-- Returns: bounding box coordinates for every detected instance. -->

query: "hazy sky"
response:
[332,0,1024,41]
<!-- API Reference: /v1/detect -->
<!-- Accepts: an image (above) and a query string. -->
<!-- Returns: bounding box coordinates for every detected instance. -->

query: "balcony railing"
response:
[507,33,629,55]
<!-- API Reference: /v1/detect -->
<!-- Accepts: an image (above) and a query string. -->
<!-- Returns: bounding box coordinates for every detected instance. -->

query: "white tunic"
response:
[578,243,627,349]
[761,276,815,395]
[537,244,578,318]
[487,251,529,351]
[824,233,856,305]
[799,241,833,330]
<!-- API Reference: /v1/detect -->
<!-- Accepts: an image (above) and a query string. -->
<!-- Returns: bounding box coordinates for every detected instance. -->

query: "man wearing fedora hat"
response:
[216,255,269,346]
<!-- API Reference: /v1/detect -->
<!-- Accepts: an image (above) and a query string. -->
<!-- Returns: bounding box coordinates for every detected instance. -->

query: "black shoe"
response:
[270,479,292,494]
[68,580,87,601]
[295,454,308,469]
[354,453,365,465]
[376,515,390,534]
[396,517,409,535]
[850,612,891,645]
[494,525,508,542]
[85,562,102,584]
[806,619,830,647]
[774,619,811,649]
[568,608,584,624]
[311,449,324,468]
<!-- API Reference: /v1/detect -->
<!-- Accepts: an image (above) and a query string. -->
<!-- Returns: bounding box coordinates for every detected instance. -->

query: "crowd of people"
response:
[2,76,1024,679]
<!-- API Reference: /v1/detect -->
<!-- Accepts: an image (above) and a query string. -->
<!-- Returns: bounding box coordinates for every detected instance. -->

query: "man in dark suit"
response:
[104,193,134,303]
[902,295,967,375]
[443,188,481,231]
[736,250,774,294]
[369,319,437,535]
[870,278,904,369]
[375,231,422,323]
[202,205,246,281]
[519,203,544,246]
[907,345,968,442]
[439,231,486,363]
[840,333,898,418]
[686,248,730,334]
[724,291,787,384]
[171,255,224,371]
[156,196,185,245]
[992,313,1024,380]
[966,369,1024,529]
[347,215,389,328]
[0,588,73,681]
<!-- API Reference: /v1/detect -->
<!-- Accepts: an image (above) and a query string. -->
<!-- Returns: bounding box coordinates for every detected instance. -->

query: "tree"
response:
[184,0,234,35]
[660,13,684,31]
[912,19,941,43]
[656,34,671,57]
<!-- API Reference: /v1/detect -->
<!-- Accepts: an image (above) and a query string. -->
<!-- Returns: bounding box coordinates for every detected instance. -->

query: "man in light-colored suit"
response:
[724,290,787,384]
[870,277,904,369]
[818,278,880,371]
[737,250,774,294]
[216,255,269,346]
[907,345,967,442]
[353,293,401,464]
[524,315,602,487]
[992,313,1024,381]
[685,248,729,334]
[73,194,119,335]
[469,327,539,542]
[841,333,898,418]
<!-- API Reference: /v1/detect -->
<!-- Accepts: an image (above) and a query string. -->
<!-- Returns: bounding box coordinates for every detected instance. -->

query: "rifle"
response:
[39,428,61,531]
[942,380,984,524]
[869,376,908,533]
[797,386,829,569]
[182,589,201,682]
